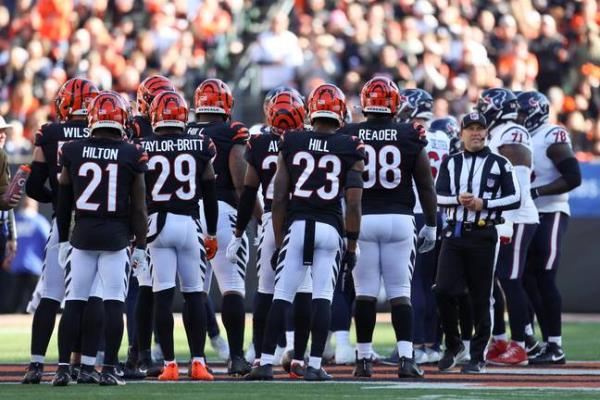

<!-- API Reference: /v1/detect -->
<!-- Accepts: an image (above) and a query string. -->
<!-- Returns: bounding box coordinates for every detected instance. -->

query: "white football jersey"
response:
[530,123,572,215]
[488,122,539,224]
[414,129,450,214]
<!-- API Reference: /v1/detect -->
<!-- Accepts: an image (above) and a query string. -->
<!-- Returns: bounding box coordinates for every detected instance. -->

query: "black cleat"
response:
[70,363,81,382]
[398,357,424,378]
[529,342,565,365]
[461,360,486,374]
[289,360,305,379]
[244,364,274,381]
[52,365,72,387]
[99,367,126,386]
[22,362,43,384]
[123,362,146,380]
[77,366,100,384]
[438,344,463,371]
[304,366,332,381]
[228,355,252,376]
[525,336,544,359]
[353,356,374,378]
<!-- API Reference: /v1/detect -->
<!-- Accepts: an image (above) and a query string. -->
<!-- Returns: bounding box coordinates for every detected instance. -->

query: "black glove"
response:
[341,250,357,271]
[271,248,280,271]
[340,250,356,296]
[530,188,540,199]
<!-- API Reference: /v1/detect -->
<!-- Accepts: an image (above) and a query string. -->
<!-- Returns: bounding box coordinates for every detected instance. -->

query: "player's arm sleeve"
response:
[484,159,521,211]
[56,166,73,243]
[534,139,581,196]
[130,172,148,248]
[413,148,437,226]
[200,162,218,237]
[235,161,261,236]
[271,154,290,248]
[435,157,459,206]
[26,147,52,203]
[344,159,364,252]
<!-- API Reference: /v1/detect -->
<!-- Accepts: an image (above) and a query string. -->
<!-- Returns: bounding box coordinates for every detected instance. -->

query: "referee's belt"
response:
[446,219,501,231]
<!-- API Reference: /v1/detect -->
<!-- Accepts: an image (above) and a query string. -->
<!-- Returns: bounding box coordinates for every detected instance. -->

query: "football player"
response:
[517,91,581,364]
[339,77,436,378]
[23,78,104,384]
[136,91,216,381]
[52,91,148,386]
[396,88,434,126]
[186,78,252,375]
[246,83,365,381]
[131,75,175,139]
[476,88,540,366]
[226,90,312,377]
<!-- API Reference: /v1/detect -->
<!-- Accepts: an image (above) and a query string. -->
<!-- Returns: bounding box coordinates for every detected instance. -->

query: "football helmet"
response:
[476,88,518,129]
[55,78,99,121]
[263,86,304,117]
[194,79,234,116]
[360,76,400,114]
[397,88,433,122]
[516,91,550,131]
[149,91,188,130]
[429,116,460,139]
[307,84,346,125]
[266,92,306,134]
[137,75,175,117]
[87,91,130,134]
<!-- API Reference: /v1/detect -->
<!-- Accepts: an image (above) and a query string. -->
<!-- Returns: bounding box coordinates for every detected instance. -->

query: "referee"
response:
[434,112,521,374]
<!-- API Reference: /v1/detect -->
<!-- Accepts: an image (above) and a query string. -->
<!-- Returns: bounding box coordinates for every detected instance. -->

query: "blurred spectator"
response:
[4,197,49,313]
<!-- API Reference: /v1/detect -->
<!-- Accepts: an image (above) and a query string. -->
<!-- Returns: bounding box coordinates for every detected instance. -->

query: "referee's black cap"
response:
[461,112,487,129]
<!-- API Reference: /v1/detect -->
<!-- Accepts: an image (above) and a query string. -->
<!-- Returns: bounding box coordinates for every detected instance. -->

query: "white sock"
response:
[493,333,508,342]
[525,324,534,336]
[397,341,413,358]
[548,336,562,346]
[192,357,205,366]
[285,331,294,348]
[335,330,350,346]
[516,341,525,349]
[308,356,322,369]
[260,353,274,366]
[356,342,372,359]
[164,360,176,366]
[81,355,96,366]
[31,355,45,364]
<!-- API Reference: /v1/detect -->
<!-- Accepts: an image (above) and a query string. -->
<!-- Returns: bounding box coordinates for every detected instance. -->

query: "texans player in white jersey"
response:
[340,78,437,379]
[517,91,581,364]
[246,84,365,381]
[476,88,540,366]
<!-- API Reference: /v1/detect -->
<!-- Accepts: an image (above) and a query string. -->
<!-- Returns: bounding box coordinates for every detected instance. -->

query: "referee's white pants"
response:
[353,214,416,300]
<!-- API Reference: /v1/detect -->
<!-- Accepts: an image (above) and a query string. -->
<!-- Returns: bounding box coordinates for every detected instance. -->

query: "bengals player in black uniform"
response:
[52,91,148,386]
[23,78,103,385]
[247,84,365,381]
[186,79,252,376]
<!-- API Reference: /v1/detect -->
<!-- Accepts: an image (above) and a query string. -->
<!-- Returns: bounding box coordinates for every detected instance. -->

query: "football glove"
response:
[131,247,148,277]
[340,250,357,296]
[496,222,514,245]
[204,235,218,260]
[58,242,71,269]
[417,225,437,253]
[226,236,243,263]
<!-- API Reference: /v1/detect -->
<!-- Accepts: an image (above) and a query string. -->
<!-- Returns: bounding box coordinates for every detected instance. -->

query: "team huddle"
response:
[20,73,580,386]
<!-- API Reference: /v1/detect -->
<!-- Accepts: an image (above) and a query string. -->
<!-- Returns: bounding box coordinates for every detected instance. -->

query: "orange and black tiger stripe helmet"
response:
[137,75,175,117]
[267,92,306,135]
[149,91,188,130]
[194,79,234,117]
[307,83,346,125]
[87,91,130,134]
[55,78,99,121]
[360,76,400,115]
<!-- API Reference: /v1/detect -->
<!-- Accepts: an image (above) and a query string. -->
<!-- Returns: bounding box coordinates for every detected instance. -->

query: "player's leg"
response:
[53,248,98,386]
[457,293,473,362]
[487,278,508,361]
[422,219,443,363]
[330,276,354,365]
[134,249,155,373]
[97,248,130,385]
[411,214,428,364]
[24,222,62,383]
[77,276,103,383]
[352,216,381,377]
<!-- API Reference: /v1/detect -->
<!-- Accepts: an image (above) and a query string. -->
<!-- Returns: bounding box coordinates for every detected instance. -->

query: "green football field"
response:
[1,315,599,399]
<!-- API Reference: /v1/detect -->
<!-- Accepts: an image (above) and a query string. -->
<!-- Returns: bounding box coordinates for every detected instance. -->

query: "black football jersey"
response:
[185,120,249,208]
[137,133,216,218]
[338,120,426,215]
[244,130,280,212]
[130,115,154,139]
[280,130,366,233]
[34,120,90,210]
[60,137,148,251]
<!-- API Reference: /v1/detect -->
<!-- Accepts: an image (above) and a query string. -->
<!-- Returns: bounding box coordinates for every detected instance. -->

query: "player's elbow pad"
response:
[26,162,52,203]
[200,179,218,236]
[345,169,364,189]
[557,158,581,189]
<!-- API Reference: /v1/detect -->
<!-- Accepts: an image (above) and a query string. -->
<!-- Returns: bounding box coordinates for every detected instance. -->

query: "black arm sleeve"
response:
[235,185,258,236]
[26,161,53,203]
[56,184,73,243]
[200,179,218,236]
[556,157,581,190]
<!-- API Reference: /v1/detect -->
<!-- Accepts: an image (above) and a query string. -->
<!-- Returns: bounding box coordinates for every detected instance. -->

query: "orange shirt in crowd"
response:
[37,0,72,42]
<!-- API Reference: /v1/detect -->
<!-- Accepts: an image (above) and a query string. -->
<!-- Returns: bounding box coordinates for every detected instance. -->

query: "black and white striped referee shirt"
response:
[436,147,520,224]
